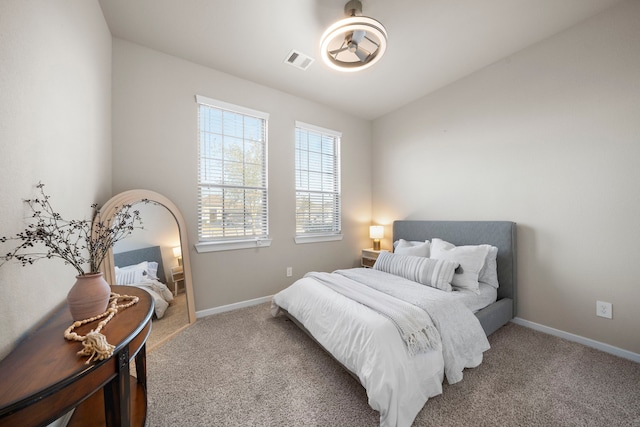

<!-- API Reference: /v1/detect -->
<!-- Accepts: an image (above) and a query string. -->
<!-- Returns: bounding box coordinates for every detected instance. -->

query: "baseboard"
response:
[51,409,74,427]
[511,317,640,363]
[196,295,272,319]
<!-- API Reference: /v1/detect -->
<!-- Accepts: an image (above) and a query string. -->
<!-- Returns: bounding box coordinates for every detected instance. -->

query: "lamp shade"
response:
[369,226,384,239]
[172,246,182,258]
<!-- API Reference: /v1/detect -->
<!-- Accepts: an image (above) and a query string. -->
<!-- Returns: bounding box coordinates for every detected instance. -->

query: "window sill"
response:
[195,238,272,253]
[294,234,343,244]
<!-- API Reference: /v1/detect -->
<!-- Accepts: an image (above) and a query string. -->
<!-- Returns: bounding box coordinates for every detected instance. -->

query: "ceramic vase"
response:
[67,272,111,321]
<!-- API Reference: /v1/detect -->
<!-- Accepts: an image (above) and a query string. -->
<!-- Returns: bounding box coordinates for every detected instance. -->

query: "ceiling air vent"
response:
[284,49,314,71]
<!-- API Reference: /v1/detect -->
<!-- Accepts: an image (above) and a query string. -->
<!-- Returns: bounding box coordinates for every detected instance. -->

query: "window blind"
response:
[197,95,269,242]
[295,121,341,236]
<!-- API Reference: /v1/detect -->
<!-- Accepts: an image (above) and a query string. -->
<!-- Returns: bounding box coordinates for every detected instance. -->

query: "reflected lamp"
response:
[172,246,182,266]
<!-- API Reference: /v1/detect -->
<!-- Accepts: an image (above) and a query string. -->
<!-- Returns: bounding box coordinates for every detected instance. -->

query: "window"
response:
[195,95,270,252]
[294,121,342,244]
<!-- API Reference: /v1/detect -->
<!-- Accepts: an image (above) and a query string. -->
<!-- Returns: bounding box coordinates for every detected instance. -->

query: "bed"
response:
[271,220,517,427]
[113,246,175,319]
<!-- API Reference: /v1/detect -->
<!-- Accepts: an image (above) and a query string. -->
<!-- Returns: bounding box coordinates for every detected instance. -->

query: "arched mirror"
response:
[99,190,196,349]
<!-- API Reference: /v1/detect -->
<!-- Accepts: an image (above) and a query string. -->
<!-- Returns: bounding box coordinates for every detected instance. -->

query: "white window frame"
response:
[194,95,271,253]
[294,121,343,244]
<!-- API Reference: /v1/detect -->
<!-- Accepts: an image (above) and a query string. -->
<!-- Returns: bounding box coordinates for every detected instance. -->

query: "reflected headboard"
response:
[393,220,517,335]
[113,245,167,284]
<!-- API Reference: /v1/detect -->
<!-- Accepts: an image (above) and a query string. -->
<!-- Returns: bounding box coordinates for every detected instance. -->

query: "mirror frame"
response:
[99,189,196,325]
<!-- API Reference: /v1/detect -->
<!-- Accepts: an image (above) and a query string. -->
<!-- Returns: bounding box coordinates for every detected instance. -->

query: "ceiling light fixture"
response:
[320,0,387,72]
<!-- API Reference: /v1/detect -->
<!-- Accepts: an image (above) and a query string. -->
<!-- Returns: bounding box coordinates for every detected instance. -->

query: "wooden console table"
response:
[0,286,154,427]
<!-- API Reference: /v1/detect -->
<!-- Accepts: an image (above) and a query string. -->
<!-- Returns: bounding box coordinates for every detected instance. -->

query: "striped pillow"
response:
[373,251,458,291]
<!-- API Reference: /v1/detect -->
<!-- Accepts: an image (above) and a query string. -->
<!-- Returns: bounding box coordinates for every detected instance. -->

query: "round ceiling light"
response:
[320,2,388,72]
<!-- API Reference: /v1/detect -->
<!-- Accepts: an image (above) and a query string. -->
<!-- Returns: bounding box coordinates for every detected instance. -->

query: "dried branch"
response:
[0,183,144,276]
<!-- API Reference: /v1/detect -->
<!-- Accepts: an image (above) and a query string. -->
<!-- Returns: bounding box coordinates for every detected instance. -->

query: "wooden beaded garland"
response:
[64,292,139,364]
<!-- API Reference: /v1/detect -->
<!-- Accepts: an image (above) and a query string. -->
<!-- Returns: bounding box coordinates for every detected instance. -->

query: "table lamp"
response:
[369,226,384,251]
[172,246,182,266]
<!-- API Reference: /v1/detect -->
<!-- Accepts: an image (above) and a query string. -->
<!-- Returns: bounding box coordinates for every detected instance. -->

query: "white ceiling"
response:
[98,0,624,120]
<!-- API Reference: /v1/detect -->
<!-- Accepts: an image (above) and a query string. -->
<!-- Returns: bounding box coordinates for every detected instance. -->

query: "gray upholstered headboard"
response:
[393,221,517,318]
[113,245,167,283]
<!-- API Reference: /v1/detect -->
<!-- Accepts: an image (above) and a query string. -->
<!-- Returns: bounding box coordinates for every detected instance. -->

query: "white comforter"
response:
[131,278,174,319]
[271,268,490,427]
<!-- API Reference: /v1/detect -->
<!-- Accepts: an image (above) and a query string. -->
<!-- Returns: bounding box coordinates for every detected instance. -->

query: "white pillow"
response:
[478,246,499,289]
[145,261,159,281]
[115,261,147,285]
[393,239,430,257]
[430,239,490,294]
[373,251,458,291]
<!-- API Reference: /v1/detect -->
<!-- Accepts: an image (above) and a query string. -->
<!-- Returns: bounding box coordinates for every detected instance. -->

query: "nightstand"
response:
[361,248,382,268]
[171,265,184,296]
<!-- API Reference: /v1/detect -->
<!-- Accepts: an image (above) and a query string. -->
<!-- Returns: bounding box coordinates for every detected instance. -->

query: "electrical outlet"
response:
[286,267,293,277]
[596,300,612,319]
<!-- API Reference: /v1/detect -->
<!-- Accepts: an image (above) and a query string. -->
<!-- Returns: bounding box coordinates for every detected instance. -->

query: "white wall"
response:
[111,39,373,312]
[0,0,112,359]
[372,0,640,353]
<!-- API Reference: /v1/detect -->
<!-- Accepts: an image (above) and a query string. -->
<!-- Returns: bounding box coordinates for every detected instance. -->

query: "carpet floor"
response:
[146,302,640,426]
[146,292,188,351]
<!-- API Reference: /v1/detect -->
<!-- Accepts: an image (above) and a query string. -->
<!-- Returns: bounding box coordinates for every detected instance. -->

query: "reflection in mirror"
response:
[99,190,196,351]
[113,202,188,349]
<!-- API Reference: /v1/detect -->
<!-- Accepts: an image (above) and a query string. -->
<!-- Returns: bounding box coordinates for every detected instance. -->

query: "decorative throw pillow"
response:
[478,246,499,289]
[393,239,430,257]
[430,239,490,293]
[373,251,458,291]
